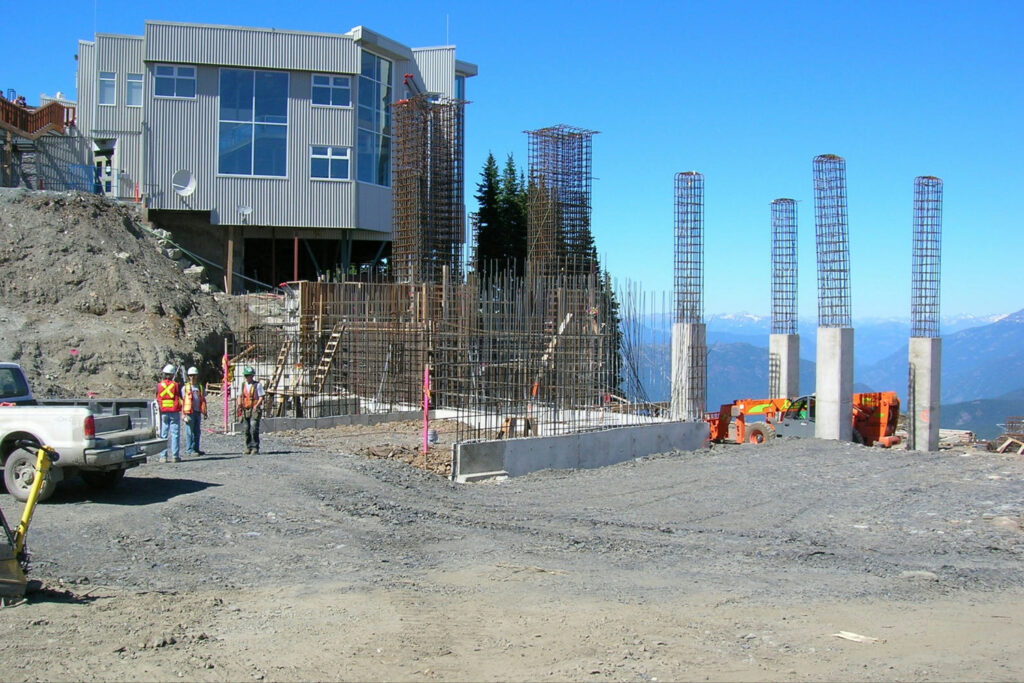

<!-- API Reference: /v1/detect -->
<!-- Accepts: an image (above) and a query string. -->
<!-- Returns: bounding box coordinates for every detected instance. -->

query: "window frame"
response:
[311,74,352,108]
[356,51,392,187]
[217,67,290,179]
[125,73,143,107]
[154,64,197,99]
[310,145,352,182]
[98,71,116,106]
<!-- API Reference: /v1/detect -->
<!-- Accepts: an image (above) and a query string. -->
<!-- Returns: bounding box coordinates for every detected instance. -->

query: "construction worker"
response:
[182,366,207,456]
[236,366,265,454]
[156,364,182,463]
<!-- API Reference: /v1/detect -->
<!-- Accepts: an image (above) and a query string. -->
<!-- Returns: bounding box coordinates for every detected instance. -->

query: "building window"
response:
[455,74,466,101]
[154,65,196,98]
[99,72,116,105]
[310,146,351,181]
[218,68,289,177]
[126,73,143,107]
[357,51,392,186]
[312,74,351,107]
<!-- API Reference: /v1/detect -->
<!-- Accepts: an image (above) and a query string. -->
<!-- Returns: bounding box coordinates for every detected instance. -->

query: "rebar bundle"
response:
[770,198,798,335]
[673,172,704,324]
[525,125,598,278]
[812,154,852,327]
[911,176,942,338]
[392,94,465,285]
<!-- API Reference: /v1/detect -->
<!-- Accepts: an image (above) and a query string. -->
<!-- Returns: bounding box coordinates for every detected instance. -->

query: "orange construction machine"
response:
[705,391,901,447]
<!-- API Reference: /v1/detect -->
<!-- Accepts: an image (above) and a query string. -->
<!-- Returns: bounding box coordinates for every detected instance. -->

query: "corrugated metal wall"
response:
[411,47,456,98]
[94,35,144,135]
[75,41,96,156]
[145,22,359,73]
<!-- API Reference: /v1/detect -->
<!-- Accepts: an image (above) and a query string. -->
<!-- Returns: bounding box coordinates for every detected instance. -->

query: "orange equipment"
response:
[704,391,901,447]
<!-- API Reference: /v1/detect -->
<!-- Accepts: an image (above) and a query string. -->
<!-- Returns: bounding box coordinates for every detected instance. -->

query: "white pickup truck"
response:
[0,362,166,501]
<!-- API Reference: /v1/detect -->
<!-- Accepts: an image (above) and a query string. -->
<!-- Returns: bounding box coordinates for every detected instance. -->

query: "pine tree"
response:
[472,153,501,274]
[498,155,528,276]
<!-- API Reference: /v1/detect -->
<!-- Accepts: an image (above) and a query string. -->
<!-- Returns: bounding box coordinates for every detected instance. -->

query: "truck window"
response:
[785,397,814,421]
[0,367,30,400]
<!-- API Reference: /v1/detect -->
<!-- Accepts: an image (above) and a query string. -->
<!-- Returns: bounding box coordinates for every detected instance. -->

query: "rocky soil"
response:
[0,411,1022,681]
[0,188,230,397]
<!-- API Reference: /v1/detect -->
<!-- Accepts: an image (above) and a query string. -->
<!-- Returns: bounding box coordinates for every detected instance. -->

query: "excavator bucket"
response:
[0,513,27,602]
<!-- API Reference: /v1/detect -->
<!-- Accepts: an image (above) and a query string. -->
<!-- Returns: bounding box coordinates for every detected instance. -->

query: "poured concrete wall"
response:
[452,421,709,483]
[769,333,800,398]
[908,336,941,451]
[670,322,707,421]
[815,327,853,441]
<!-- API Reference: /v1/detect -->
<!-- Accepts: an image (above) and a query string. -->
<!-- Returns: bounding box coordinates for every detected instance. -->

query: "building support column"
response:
[815,326,853,441]
[769,333,800,399]
[225,225,235,295]
[670,322,707,422]
[908,336,941,451]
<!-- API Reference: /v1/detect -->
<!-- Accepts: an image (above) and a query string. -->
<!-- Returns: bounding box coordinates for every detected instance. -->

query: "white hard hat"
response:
[162,364,175,374]
[187,366,199,376]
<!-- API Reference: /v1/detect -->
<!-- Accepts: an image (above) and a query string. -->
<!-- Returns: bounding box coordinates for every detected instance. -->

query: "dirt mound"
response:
[0,188,230,398]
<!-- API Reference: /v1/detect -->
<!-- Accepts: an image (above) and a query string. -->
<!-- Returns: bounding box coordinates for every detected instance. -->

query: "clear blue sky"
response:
[6,0,1022,319]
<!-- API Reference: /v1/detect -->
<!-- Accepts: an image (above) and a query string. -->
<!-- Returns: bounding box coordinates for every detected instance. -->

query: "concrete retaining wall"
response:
[452,421,709,483]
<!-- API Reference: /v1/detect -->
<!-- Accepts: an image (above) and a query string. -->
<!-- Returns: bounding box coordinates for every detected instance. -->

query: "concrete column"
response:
[769,333,800,398]
[670,322,707,421]
[815,327,853,441]
[908,336,941,451]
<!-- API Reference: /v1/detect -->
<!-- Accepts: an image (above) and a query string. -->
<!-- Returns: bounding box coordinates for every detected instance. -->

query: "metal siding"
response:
[357,184,392,233]
[95,35,144,133]
[412,47,456,97]
[145,23,358,73]
[76,41,96,149]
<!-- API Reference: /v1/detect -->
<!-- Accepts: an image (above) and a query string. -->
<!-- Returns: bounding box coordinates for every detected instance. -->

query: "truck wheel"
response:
[747,423,774,444]
[3,449,57,502]
[81,469,126,491]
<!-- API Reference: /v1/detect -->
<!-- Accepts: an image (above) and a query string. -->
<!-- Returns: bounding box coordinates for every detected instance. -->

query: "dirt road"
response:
[2,420,1023,682]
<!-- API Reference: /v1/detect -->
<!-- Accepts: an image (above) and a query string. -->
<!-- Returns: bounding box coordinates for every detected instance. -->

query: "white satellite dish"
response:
[171,169,196,197]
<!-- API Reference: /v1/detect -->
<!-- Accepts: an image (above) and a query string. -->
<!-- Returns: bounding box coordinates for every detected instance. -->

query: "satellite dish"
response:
[238,205,253,217]
[171,169,196,197]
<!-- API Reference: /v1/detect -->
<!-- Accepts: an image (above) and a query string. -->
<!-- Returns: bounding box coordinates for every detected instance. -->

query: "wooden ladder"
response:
[312,323,345,394]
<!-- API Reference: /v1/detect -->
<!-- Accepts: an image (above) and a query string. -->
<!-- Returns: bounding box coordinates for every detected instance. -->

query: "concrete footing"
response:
[451,421,709,483]
[670,322,707,421]
[262,409,428,433]
[815,327,853,441]
[908,336,941,451]
[768,333,800,398]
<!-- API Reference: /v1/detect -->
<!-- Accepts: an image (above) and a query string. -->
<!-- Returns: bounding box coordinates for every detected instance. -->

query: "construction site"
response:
[2,73,1024,682]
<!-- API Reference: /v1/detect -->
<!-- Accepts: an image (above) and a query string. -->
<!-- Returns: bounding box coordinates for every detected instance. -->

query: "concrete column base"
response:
[815,327,853,441]
[670,322,707,421]
[769,333,800,398]
[908,336,941,451]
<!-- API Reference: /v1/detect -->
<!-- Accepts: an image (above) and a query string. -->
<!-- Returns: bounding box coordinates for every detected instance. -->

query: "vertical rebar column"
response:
[525,125,598,278]
[769,198,799,398]
[392,94,466,284]
[671,171,706,421]
[908,175,943,451]
[812,154,853,440]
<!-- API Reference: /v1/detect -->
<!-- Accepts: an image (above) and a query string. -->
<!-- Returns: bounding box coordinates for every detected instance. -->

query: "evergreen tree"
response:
[601,268,624,395]
[498,155,528,276]
[472,153,501,274]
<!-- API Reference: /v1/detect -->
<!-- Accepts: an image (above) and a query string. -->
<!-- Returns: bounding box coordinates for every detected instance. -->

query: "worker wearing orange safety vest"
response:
[182,366,208,457]
[236,366,265,455]
[155,364,182,462]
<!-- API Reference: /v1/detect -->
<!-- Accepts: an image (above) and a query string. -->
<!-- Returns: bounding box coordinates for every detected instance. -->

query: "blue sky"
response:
[5,0,1022,318]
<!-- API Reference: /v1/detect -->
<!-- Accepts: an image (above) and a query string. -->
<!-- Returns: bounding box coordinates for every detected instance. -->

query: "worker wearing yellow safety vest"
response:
[155,364,182,463]
[182,366,208,457]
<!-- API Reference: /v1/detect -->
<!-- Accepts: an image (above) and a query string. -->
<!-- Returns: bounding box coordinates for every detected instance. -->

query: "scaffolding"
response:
[525,125,598,278]
[770,198,798,335]
[911,176,942,338]
[392,94,466,285]
[812,154,852,327]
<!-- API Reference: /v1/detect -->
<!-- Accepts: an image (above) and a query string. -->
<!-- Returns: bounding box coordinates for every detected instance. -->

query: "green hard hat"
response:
[243,366,255,376]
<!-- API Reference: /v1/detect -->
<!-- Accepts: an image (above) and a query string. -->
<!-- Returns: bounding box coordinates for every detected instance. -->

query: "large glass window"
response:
[312,74,351,107]
[357,51,392,186]
[218,69,289,177]
[311,146,351,180]
[154,65,196,98]
[126,73,143,107]
[99,71,116,105]
[455,74,466,101]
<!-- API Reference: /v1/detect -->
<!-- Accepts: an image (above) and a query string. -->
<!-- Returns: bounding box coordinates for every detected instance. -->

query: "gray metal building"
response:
[74,21,476,291]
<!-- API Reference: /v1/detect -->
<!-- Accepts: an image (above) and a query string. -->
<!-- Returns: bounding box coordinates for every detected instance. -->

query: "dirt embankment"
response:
[0,189,231,397]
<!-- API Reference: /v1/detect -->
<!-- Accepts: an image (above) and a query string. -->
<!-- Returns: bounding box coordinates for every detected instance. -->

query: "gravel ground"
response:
[1,420,1023,682]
